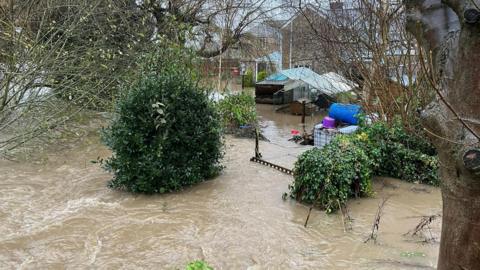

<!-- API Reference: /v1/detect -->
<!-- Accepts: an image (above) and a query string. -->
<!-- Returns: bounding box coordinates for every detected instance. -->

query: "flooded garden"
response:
[2,1,480,269]
[0,104,441,269]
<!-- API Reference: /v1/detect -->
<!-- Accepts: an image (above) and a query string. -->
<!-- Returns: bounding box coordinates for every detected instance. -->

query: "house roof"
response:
[280,5,326,29]
[247,19,285,37]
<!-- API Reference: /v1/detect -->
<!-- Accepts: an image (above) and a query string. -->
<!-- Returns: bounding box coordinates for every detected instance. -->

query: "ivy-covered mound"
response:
[290,121,439,212]
[359,121,439,186]
[290,135,373,213]
[102,61,223,193]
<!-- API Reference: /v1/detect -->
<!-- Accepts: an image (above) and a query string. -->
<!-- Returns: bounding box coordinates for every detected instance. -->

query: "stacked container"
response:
[314,124,338,148]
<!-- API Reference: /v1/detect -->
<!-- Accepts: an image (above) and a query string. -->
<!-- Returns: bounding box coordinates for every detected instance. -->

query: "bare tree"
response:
[139,0,283,58]
[283,0,433,127]
[404,1,480,269]
[0,0,152,156]
[0,0,283,156]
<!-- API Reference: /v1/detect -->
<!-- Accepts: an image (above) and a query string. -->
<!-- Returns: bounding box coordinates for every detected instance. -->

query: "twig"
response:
[304,205,314,228]
[304,186,325,228]
[338,200,346,232]
[404,214,441,243]
[339,200,353,231]
[337,200,353,232]
[365,196,390,243]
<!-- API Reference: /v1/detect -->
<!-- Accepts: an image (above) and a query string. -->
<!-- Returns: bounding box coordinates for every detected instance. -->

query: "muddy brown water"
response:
[0,105,441,269]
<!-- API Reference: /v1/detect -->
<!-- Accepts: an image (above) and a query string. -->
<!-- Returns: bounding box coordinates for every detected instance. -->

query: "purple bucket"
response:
[322,116,336,129]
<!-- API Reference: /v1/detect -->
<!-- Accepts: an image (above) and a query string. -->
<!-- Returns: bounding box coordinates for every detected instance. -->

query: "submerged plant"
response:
[358,121,439,186]
[290,135,373,213]
[217,92,257,130]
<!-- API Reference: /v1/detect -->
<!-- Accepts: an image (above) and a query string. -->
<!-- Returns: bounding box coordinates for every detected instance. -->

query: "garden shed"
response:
[255,67,357,105]
[254,72,307,104]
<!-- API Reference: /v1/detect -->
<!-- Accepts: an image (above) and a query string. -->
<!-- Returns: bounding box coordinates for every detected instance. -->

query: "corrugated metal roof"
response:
[255,79,290,86]
[263,72,289,82]
[278,68,356,96]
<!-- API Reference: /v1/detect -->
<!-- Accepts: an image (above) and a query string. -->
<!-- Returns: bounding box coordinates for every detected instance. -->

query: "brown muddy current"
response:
[0,104,441,269]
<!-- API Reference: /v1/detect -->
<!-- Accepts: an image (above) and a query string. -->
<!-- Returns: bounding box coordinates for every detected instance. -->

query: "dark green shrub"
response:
[101,52,223,193]
[256,70,268,82]
[217,93,257,129]
[358,121,439,186]
[243,69,254,87]
[290,135,373,213]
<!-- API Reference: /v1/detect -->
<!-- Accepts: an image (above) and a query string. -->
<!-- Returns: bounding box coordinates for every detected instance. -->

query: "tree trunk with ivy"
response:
[405,1,480,269]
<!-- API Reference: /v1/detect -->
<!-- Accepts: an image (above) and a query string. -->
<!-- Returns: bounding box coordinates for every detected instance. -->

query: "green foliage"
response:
[134,45,200,82]
[256,70,268,82]
[186,260,213,270]
[290,136,373,213]
[217,92,257,129]
[243,69,254,88]
[101,51,223,193]
[358,121,439,186]
[290,120,439,212]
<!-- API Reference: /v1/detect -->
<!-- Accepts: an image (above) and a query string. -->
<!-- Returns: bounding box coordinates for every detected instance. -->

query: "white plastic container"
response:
[314,124,338,148]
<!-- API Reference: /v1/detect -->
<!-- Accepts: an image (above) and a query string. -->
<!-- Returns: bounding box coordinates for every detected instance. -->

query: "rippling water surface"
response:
[0,104,441,269]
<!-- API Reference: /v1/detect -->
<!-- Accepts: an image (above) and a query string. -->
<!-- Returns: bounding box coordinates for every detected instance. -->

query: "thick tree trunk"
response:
[439,183,480,268]
[435,137,480,268]
[405,1,480,269]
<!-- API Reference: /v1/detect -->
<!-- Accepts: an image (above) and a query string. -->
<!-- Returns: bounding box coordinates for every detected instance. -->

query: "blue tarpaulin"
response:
[264,73,289,81]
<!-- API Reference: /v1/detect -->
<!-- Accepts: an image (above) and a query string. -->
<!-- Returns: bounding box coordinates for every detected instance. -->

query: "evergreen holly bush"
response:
[101,51,223,193]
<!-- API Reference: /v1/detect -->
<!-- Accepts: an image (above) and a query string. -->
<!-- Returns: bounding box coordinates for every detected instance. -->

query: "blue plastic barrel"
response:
[328,103,361,125]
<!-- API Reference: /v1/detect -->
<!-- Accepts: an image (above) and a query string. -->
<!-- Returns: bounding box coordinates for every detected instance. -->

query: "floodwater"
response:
[0,105,442,269]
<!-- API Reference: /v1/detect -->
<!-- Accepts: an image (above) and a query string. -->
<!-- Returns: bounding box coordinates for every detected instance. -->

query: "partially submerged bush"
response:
[217,92,257,130]
[358,121,439,186]
[290,136,373,213]
[290,120,439,212]
[102,52,223,193]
